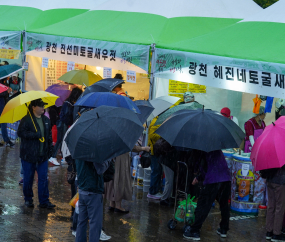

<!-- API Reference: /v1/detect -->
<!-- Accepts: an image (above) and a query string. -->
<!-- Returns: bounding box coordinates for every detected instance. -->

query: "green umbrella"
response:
[154,102,203,126]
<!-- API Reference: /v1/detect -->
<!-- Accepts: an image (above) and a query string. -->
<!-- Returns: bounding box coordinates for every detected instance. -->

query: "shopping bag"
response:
[69,192,79,208]
[175,195,196,223]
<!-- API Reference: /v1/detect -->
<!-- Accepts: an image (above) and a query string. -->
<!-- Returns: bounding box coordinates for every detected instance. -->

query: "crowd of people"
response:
[0,66,284,242]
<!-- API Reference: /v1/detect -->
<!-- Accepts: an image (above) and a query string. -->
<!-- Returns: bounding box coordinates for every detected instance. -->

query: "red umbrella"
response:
[0,83,8,93]
[251,116,285,171]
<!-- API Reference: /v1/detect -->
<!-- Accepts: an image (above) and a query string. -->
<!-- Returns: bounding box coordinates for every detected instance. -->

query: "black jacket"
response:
[59,101,74,126]
[18,114,53,163]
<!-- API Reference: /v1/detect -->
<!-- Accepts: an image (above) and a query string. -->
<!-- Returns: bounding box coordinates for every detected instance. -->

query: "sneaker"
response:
[100,230,111,241]
[25,200,34,208]
[61,158,67,164]
[38,202,56,209]
[49,157,60,166]
[147,193,163,200]
[272,234,285,242]
[18,179,24,185]
[266,231,273,240]
[183,230,200,241]
[6,141,15,147]
[217,228,227,238]
[72,231,76,237]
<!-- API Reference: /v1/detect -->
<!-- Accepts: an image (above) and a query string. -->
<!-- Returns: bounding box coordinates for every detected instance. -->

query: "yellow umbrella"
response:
[0,91,58,142]
[58,69,102,86]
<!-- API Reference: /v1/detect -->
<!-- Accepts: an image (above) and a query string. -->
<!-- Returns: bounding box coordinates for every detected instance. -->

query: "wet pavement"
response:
[0,143,269,242]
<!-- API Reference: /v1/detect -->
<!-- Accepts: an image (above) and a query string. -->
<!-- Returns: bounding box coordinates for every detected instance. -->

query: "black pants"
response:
[191,181,231,233]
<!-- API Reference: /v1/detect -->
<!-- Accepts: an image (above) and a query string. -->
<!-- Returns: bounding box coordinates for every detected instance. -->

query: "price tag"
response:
[241,164,250,176]
[103,67,112,78]
[23,62,29,71]
[42,57,49,68]
[126,70,136,83]
[67,61,75,72]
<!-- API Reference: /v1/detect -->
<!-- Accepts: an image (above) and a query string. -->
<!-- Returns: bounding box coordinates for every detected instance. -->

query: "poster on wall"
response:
[169,80,206,98]
[26,32,150,74]
[0,31,21,59]
[155,48,285,99]
[103,67,112,78]
[126,70,136,83]
[45,60,84,87]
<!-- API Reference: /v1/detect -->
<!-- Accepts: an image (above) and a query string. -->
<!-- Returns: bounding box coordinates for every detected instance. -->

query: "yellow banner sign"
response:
[0,49,21,59]
[169,80,206,94]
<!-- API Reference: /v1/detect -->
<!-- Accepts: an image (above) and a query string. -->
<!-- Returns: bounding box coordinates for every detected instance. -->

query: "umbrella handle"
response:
[39,137,45,143]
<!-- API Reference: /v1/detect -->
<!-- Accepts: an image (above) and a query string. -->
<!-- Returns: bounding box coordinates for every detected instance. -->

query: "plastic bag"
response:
[69,192,79,208]
[75,200,79,214]
[175,195,197,223]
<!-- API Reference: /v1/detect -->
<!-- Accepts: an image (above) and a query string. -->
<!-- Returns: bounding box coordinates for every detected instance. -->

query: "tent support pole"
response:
[149,43,156,100]
[22,30,27,91]
[144,43,156,146]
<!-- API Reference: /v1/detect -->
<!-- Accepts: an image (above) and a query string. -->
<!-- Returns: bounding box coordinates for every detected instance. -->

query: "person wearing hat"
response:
[17,98,55,208]
[9,73,22,94]
[220,107,239,126]
[113,73,127,96]
[183,92,195,104]
[244,106,266,153]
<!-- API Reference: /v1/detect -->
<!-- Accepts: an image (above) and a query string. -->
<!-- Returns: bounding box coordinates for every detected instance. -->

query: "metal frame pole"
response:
[22,30,27,91]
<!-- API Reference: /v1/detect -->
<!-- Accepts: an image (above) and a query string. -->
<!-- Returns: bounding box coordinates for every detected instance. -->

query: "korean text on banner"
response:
[42,57,49,68]
[67,61,75,71]
[26,33,150,73]
[126,70,136,83]
[103,67,112,78]
[155,48,285,99]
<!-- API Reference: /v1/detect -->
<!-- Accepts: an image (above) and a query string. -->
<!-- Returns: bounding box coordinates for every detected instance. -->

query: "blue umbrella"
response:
[0,64,23,79]
[82,78,124,96]
[75,92,141,113]
[134,100,154,124]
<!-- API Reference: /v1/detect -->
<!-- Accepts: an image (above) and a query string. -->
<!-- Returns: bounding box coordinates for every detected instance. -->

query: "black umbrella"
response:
[82,78,124,96]
[134,100,154,124]
[155,109,245,152]
[65,105,144,163]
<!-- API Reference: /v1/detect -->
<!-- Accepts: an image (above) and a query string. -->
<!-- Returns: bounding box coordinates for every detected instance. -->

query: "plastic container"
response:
[258,205,267,217]
[138,164,144,178]
[143,179,150,192]
[137,177,143,189]
[144,167,151,181]
[132,155,140,178]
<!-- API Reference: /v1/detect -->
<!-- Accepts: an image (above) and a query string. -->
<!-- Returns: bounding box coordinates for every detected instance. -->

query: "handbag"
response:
[140,151,151,168]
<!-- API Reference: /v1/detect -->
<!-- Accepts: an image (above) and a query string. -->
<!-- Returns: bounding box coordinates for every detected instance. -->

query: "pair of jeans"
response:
[21,159,49,204]
[191,181,231,233]
[76,192,103,242]
[266,182,285,235]
[52,122,67,158]
[1,123,10,143]
[149,155,162,195]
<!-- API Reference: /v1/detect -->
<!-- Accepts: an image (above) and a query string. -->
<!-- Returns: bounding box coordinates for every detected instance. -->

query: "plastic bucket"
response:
[143,180,150,192]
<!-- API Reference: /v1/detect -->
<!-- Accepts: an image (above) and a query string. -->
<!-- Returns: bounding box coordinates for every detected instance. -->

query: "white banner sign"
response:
[0,31,21,50]
[26,33,150,73]
[103,67,112,78]
[155,48,285,99]
[67,61,75,71]
[42,57,49,68]
[126,70,136,83]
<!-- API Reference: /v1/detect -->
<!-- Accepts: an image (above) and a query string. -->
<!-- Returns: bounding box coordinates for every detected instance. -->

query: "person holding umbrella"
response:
[244,106,266,153]
[17,99,55,208]
[112,73,127,96]
[183,150,231,240]
[49,87,82,166]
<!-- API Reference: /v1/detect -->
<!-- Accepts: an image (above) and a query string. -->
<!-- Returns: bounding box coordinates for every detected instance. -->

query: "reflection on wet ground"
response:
[0,144,268,241]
